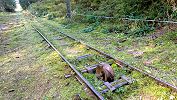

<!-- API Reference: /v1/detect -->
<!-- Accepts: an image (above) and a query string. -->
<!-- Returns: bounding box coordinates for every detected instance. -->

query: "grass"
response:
[0,12,18,24]
[40,17,177,87]
[32,17,177,99]
[1,11,176,99]
[0,12,94,99]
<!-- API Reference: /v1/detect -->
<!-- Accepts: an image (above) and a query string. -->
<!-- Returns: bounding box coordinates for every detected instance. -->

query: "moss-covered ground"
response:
[1,11,177,99]
[31,17,177,99]
[0,12,95,100]
[38,17,177,87]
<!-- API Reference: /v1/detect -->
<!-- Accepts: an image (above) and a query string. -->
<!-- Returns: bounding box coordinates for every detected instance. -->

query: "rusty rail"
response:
[42,23,177,92]
[31,25,105,100]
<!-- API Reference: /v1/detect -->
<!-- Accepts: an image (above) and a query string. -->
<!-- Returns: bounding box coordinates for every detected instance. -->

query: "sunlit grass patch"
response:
[0,13,95,99]
[36,17,177,99]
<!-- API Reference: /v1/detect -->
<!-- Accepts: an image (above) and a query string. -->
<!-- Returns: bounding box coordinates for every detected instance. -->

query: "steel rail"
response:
[26,7,177,91]
[31,25,104,100]
[43,23,177,92]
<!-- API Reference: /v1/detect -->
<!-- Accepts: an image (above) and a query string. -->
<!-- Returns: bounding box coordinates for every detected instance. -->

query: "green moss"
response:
[0,13,93,100]
[35,17,177,99]
[2,11,175,99]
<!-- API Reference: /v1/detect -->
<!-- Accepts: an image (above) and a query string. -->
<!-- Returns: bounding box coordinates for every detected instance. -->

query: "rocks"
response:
[72,94,81,100]
[8,89,15,93]
[0,24,9,31]
[143,60,153,66]
[127,49,144,58]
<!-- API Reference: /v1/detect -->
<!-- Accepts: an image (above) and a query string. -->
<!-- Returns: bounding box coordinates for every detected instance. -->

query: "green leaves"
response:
[81,21,100,33]
[19,0,39,9]
[0,0,16,12]
[75,0,175,20]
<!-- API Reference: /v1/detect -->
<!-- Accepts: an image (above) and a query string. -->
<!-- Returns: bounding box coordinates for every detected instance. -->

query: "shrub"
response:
[75,0,175,20]
[29,0,66,19]
[0,0,16,12]
[19,0,39,9]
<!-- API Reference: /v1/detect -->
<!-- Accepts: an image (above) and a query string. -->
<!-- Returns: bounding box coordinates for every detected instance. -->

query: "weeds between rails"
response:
[37,19,177,90]
[30,19,177,99]
[32,24,135,99]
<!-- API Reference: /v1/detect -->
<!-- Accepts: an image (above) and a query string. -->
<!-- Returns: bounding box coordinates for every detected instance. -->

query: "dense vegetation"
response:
[19,0,40,9]
[0,0,16,12]
[27,0,177,19]
[0,0,176,99]
[29,0,67,19]
[25,0,177,36]
[75,0,177,19]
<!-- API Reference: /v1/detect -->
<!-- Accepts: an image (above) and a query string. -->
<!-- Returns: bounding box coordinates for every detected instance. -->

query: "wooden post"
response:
[66,0,71,18]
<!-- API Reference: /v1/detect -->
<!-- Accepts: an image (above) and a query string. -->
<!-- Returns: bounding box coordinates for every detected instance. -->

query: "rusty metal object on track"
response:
[53,28,177,92]
[32,25,104,100]
[96,63,114,82]
[32,20,177,99]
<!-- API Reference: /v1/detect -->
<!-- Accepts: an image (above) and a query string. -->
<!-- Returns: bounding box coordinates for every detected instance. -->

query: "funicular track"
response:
[31,19,177,99]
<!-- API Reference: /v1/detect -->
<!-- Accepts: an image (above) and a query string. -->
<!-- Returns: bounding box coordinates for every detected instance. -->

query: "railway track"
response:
[30,18,177,99]
[31,24,135,99]
[32,24,133,99]
[38,21,177,90]
[31,25,104,99]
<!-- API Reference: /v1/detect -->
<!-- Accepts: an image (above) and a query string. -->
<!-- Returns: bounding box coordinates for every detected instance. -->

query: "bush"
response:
[0,0,16,12]
[29,0,66,19]
[127,23,155,37]
[19,0,39,9]
[75,0,175,20]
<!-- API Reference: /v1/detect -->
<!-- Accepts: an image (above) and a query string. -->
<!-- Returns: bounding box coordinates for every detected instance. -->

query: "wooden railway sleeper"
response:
[59,41,80,46]
[77,54,93,61]
[81,62,133,93]
[53,36,67,40]
[101,75,132,94]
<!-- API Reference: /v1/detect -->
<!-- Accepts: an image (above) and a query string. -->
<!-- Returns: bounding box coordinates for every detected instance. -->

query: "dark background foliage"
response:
[75,0,176,19]
[23,0,177,20]
[0,0,16,12]
[19,0,40,9]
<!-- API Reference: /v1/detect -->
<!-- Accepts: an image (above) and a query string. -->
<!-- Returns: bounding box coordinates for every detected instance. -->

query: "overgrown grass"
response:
[0,13,94,99]
[32,17,177,99]
[0,12,15,24]
[55,19,177,86]
[25,0,177,98]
